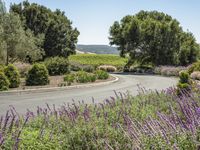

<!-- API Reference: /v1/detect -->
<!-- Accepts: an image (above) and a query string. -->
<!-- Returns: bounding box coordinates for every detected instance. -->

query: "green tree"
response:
[0,0,6,14]
[10,1,79,58]
[0,0,6,64]
[109,10,200,66]
[0,12,43,65]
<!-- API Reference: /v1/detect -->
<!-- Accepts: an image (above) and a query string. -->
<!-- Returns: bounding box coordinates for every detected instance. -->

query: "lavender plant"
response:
[1,86,200,149]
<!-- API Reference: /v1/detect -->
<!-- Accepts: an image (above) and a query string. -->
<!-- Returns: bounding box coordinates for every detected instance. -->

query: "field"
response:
[69,54,128,68]
[1,85,200,149]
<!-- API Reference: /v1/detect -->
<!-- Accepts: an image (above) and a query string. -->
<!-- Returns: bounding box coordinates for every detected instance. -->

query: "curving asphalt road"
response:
[0,73,177,116]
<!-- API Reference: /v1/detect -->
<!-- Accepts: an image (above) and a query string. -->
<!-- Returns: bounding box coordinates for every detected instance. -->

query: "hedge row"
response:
[64,70,109,85]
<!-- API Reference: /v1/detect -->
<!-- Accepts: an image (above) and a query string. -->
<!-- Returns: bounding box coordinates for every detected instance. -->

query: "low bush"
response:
[4,64,20,88]
[0,64,5,72]
[26,64,49,86]
[64,71,97,85]
[64,74,75,85]
[70,62,82,72]
[95,70,109,80]
[154,66,187,76]
[128,66,154,74]
[0,71,10,91]
[76,71,92,83]
[70,62,95,73]
[190,71,200,80]
[177,71,190,90]
[44,57,70,76]
[98,65,117,72]
[88,73,96,82]
[82,65,95,73]
[188,61,200,74]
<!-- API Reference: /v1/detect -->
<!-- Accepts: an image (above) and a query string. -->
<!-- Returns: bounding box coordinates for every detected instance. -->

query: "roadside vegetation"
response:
[1,81,200,149]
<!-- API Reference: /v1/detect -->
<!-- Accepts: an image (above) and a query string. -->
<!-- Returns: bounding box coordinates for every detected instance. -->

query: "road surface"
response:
[0,73,177,116]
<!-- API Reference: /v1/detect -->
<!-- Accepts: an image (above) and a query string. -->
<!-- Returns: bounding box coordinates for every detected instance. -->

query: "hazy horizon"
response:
[5,0,200,45]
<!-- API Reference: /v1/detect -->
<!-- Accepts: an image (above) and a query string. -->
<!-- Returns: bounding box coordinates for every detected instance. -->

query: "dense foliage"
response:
[10,1,79,58]
[177,71,190,90]
[69,54,128,70]
[109,10,200,66]
[188,61,200,74]
[1,86,200,149]
[75,71,97,83]
[44,57,70,76]
[63,70,108,85]
[0,71,9,91]
[4,64,20,88]
[0,9,43,64]
[95,70,109,80]
[64,74,75,85]
[26,64,49,86]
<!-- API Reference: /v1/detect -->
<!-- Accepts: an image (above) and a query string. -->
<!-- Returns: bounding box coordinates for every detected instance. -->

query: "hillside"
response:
[77,44,119,54]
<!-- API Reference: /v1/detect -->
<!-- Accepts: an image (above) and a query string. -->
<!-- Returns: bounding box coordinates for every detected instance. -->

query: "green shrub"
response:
[76,71,91,83]
[26,64,49,86]
[188,61,200,74]
[70,62,82,72]
[177,82,190,89]
[177,71,190,91]
[0,64,5,72]
[4,64,20,88]
[179,71,190,84]
[70,62,95,73]
[88,73,96,82]
[44,57,70,76]
[65,72,97,84]
[82,65,95,73]
[64,74,75,85]
[95,70,109,80]
[0,71,10,91]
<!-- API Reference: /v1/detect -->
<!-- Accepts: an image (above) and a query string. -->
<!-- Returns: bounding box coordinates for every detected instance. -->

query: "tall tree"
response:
[109,10,200,66]
[0,0,6,14]
[0,0,6,64]
[10,1,79,58]
[0,13,44,64]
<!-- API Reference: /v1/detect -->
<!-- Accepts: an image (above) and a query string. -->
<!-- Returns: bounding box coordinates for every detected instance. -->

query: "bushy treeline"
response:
[110,10,200,67]
[0,0,79,65]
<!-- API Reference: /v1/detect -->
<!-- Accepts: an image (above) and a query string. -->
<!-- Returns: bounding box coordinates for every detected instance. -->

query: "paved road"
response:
[0,73,177,116]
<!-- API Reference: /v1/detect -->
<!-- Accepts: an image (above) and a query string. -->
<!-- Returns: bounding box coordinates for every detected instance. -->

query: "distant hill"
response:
[77,45,119,54]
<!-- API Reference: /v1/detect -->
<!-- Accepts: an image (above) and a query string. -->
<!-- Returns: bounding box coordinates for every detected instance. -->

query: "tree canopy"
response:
[10,1,79,58]
[109,10,200,66]
[0,0,43,64]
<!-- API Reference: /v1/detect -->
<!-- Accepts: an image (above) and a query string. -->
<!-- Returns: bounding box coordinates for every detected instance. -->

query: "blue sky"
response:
[5,0,200,45]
